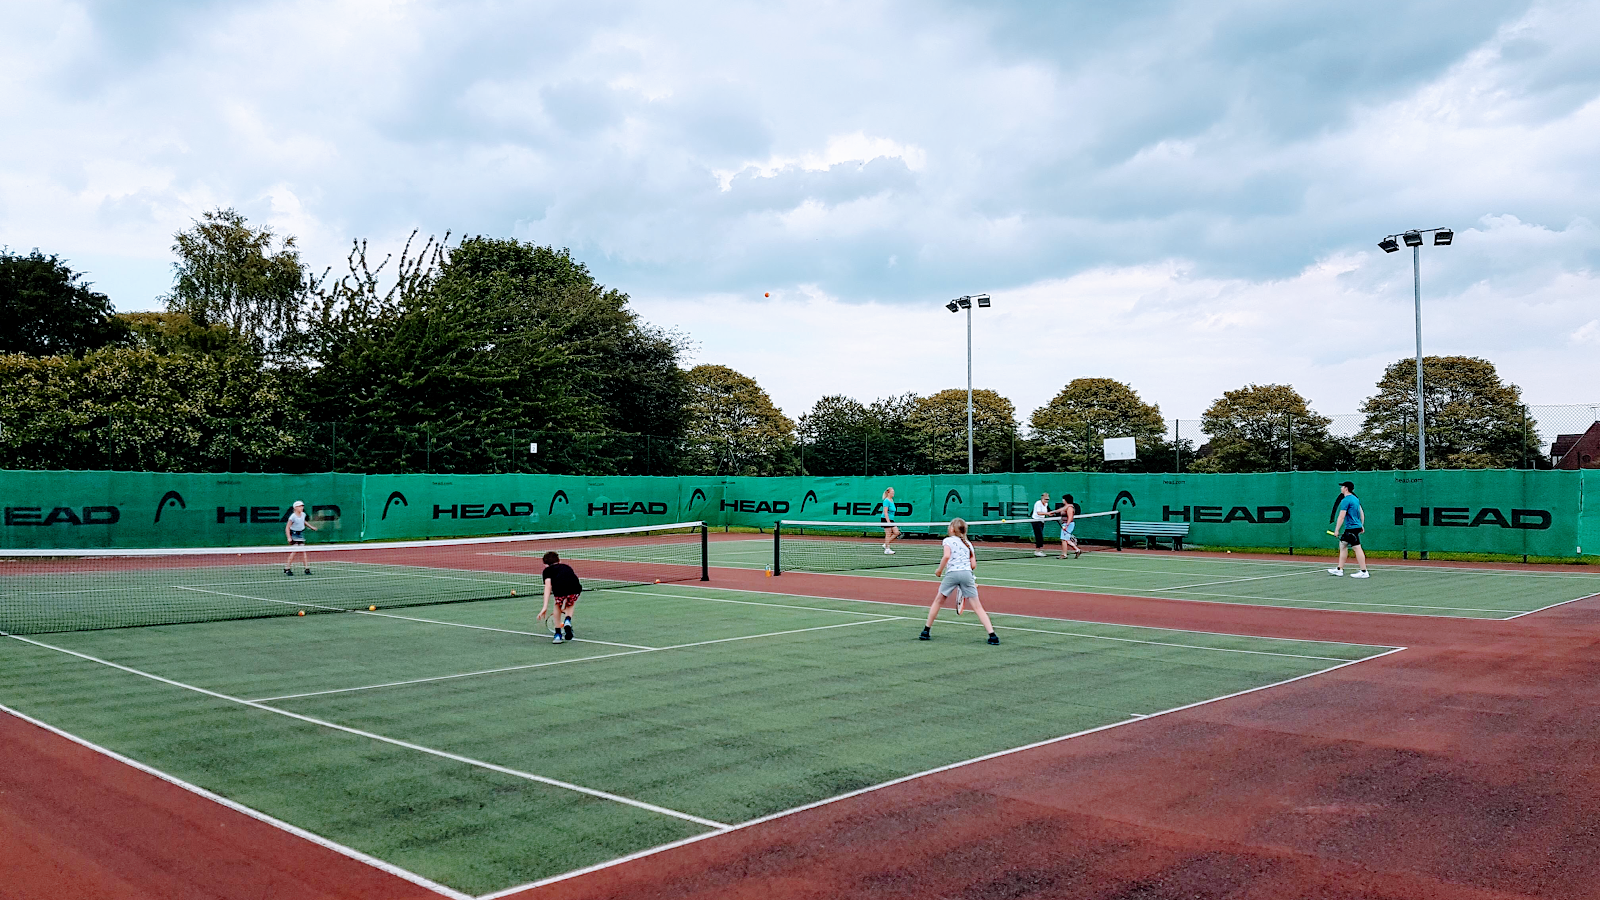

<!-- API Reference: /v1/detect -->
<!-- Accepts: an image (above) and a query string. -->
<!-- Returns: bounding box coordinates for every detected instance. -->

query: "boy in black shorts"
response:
[538,551,583,643]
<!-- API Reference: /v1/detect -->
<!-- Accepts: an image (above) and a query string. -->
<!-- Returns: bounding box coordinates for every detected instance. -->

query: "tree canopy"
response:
[908,389,1019,473]
[1029,378,1168,471]
[1356,356,1539,469]
[164,208,305,356]
[683,365,796,475]
[1,249,127,356]
[1190,384,1347,473]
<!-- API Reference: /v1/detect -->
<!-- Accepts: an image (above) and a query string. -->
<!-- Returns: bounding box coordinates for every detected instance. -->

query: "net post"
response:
[773,522,783,575]
[1115,510,1122,551]
[700,523,710,581]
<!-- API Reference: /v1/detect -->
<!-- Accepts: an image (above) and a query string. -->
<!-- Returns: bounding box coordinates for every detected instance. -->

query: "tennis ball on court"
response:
[510,589,517,596]
[368,605,376,611]
[297,610,305,616]
[654,579,661,584]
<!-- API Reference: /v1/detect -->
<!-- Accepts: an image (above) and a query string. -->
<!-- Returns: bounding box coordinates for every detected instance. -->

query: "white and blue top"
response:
[942,535,973,571]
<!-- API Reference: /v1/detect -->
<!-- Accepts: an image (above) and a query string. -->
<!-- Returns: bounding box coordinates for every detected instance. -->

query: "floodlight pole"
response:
[966,301,974,475]
[1412,243,1426,471]
[1380,227,1451,472]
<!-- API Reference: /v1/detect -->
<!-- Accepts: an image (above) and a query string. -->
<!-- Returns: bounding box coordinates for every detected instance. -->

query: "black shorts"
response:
[1340,529,1363,546]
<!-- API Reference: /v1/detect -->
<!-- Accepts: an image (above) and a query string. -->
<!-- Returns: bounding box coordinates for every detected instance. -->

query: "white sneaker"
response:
[1034,550,1046,557]
[1327,568,1343,576]
[884,547,895,555]
[1351,570,1369,579]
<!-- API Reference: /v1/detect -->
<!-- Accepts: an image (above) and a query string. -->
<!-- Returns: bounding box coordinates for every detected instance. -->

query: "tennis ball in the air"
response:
[298,610,305,616]
[764,292,770,297]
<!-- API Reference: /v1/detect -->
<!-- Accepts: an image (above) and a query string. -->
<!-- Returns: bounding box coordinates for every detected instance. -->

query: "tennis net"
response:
[774,511,1120,575]
[0,522,708,635]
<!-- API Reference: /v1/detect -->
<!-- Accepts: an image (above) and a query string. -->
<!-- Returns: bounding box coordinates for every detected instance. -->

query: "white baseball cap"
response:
[293,500,305,507]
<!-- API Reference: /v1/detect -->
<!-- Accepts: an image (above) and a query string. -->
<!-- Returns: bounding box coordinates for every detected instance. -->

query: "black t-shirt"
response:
[542,563,582,596]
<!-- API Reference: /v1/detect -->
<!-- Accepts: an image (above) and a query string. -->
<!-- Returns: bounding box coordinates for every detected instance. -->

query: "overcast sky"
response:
[3,0,1597,424]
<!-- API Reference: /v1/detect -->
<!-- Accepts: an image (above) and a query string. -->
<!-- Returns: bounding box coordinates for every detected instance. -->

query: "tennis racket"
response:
[1325,530,1338,537]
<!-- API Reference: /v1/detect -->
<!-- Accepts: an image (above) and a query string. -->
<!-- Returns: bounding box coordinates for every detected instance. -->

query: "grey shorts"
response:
[938,568,978,599]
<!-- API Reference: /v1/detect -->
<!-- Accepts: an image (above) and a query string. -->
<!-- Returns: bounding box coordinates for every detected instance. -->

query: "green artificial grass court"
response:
[716,536,1600,619]
[0,580,1391,896]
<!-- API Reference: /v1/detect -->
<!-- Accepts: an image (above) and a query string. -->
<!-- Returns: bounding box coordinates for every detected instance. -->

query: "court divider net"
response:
[773,511,1120,575]
[0,522,709,635]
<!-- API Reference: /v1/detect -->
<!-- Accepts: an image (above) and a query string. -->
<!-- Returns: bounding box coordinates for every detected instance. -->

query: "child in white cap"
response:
[285,500,318,575]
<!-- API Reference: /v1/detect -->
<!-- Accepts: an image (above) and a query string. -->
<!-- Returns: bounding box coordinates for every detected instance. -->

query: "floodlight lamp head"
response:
[1378,237,1400,253]
[975,294,991,307]
[1433,229,1453,246]
[945,300,960,313]
[1402,230,1424,247]
[957,297,972,309]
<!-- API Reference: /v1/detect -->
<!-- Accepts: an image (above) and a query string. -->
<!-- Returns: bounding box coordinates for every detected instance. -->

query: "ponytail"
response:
[949,517,975,556]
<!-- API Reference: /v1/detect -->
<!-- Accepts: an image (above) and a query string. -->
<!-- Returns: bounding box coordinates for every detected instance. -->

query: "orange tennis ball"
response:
[510,589,517,596]
[764,292,769,297]
[654,579,661,584]
[297,610,305,616]
[368,605,376,611]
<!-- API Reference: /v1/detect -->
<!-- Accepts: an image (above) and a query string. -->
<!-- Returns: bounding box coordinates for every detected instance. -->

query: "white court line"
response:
[250,618,895,702]
[625,589,1366,663]
[1498,590,1600,620]
[172,586,656,650]
[0,700,469,900]
[2,631,729,831]
[819,568,1534,618]
[478,644,1408,899]
[1148,568,1325,591]
[964,553,1600,579]
[632,583,1386,648]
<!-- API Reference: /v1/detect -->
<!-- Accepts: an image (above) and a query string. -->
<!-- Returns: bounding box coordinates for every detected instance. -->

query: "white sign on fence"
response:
[1103,436,1137,461]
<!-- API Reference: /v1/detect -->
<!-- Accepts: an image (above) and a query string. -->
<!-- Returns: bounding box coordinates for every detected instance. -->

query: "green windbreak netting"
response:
[0,469,1586,557]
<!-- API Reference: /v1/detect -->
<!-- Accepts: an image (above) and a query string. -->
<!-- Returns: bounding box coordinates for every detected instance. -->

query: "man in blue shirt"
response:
[1328,481,1369,578]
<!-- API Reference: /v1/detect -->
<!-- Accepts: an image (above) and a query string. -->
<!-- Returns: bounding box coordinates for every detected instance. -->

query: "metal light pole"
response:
[1379,228,1452,470]
[946,294,991,474]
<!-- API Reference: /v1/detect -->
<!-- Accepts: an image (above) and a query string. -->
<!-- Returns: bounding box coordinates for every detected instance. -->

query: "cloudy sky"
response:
[4,0,1597,425]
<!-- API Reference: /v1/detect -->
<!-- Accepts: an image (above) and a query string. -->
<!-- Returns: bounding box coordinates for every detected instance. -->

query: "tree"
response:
[797,392,926,475]
[1189,384,1347,473]
[683,365,796,475]
[1356,356,1540,469]
[1029,378,1168,471]
[907,389,1019,473]
[1,249,127,355]
[165,208,306,355]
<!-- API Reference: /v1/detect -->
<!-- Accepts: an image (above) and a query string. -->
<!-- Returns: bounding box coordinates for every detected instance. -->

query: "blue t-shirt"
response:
[1337,495,1363,530]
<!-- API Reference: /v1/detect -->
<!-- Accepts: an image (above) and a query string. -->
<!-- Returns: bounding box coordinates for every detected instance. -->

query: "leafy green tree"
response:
[0,345,301,472]
[908,389,1019,473]
[165,208,306,355]
[1356,356,1539,469]
[683,365,796,475]
[1029,378,1169,471]
[1190,384,1347,473]
[797,392,925,475]
[1,249,127,355]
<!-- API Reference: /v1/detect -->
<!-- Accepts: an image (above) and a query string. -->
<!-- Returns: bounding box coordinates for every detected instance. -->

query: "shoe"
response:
[987,633,1000,645]
[1034,550,1045,557]
[284,568,293,576]
[1073,551,1081,559]
[884,547,895,555]
[563,615,572,626]
[564,624,574,640]
[919,627,931,641]
[1351,570,1370,579]
[1327,568,1343,576]
[552,631,564,644]
[304,568,311,575]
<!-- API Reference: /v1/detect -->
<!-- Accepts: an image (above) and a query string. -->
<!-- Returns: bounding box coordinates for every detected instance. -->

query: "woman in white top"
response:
[919,518,999,645]
[284,500,318,576]
[880,486,901,554]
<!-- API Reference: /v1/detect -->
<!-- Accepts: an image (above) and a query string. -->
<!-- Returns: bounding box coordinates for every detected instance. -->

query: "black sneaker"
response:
[284,568,293,576]
[304,568,312,575]
[918,627,931,641]
[564,623,574,641]
[987,633,1000,645]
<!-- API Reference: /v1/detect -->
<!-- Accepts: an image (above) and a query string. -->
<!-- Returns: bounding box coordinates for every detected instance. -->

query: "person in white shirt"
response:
[284,500,318,576]
[1030,492,1051,557]
[919,518,999,645]
[880,486,901,554]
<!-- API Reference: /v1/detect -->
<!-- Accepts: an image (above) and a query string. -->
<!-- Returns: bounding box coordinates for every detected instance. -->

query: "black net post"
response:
[701,524,710,581]
[1114,510,1122,550]
[773,522,783,575]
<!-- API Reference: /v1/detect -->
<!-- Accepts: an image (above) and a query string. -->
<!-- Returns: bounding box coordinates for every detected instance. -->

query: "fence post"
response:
[1287,412,1294,472]
[1521,407,1528,469]
[1174,418,1180,472]
[330,422,337,472]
